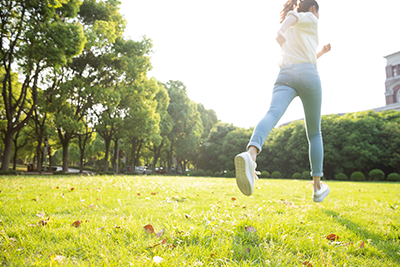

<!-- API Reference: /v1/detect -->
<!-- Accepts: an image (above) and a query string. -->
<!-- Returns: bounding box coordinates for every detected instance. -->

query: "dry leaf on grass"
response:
[303,261,313,267]
[155,229,165,238]
[72,221,81,228]
[326,234,339,241]
[144,224,155,234]
[245,226,257,233]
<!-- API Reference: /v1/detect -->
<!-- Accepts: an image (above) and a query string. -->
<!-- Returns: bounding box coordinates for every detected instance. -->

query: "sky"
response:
[119,0,400,128]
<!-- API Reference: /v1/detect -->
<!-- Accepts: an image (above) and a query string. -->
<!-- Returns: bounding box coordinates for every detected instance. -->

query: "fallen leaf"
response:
[245,226,257,233]
[155,229,165,238]
[97,226,105,230]
[149,238,167,248]
[303,261,313,267]
[153,256,163,263]
[72,221,81,228]
[231,197,236,201]
[114,226,121,229]
[71,188,75,191]
[360,240,365,248]
[36,213,45,218]
[326,234,339,241]
[245,248,250,253]
[242,206,246,209]
[31,199,37,201]
[137,193,140,196]
[184,214,190,219]
[144,224,155,234]
[151,192,157,195]
[9,237,17,242]
[38,220,47,226]
[56,187,59,189]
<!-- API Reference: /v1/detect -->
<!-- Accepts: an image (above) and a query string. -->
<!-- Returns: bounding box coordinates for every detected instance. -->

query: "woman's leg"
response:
[247,84,298,159]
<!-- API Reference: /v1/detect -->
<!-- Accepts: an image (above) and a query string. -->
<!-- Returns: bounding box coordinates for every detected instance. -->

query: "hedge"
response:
[260,171,270,178]
[224,171,235,178]
[205,170,213,177]
[271,171,282,178]
[350,171,365,181]
[292,172,302,179]
[335,173,348,180]
[302,171,310,180]
[214,171,221,177]
[368,169,385,181]
[387,173,400,182]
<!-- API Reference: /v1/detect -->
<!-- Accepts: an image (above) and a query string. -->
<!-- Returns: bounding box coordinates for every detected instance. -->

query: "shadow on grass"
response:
[323,210,400,264]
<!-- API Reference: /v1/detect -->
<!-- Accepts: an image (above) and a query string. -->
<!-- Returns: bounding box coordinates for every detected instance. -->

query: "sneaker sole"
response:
[235,155,252,196]
[313,186,330,202]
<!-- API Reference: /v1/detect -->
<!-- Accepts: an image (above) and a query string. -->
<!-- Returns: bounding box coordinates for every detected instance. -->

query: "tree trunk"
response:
[152,141,163,173]
[130,138,136,169]
[112,139,117,172]
[135,139,143,166]
[36,143,43,172]
[103,139,111,172]
[0,130,14,171]
[62,143,69,172]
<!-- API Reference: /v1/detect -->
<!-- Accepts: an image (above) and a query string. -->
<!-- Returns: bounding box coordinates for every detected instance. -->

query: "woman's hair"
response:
[280,0,319,23]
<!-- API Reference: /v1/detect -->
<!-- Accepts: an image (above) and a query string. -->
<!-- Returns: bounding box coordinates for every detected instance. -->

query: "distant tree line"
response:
[196,110,400,180]
[1,1,400,179]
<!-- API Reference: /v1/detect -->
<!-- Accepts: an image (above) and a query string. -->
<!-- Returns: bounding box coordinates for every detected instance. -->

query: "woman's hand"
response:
[321,44,331,54]
[317,43,331,59]
[276,30,286,47]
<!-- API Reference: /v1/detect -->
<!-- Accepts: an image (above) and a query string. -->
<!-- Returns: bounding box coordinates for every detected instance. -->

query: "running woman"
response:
[234,0,331,202]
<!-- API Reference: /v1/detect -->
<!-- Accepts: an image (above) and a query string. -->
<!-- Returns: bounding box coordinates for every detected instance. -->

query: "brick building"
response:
[375,51,400,112]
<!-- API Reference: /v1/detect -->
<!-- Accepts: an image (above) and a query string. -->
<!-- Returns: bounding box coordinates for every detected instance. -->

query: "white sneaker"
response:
[313,183,330,202]
[235,152,256,196]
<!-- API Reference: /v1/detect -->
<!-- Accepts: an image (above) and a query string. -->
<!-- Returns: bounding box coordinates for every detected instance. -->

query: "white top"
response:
[279,11,319,68]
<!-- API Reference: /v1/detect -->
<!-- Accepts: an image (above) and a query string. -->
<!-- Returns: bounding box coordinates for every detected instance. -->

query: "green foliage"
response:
[292,172,302,179]
[387,173,400,182]
[214,171,221,177]
[271,171,282,178]
[335,173,348,180]
[195,169,205,177]
[260,171,270,178]
[224,171,235,178]
[368,169,385,181]
[205,170,213,177]
[96,171,116,175]
[350,171,365,181]
[302,171,310,180]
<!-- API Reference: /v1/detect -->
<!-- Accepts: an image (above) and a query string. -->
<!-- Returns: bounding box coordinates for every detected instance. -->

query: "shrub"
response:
[190,170,197,176]
[260,171,270,178]
[0,170,23,176]
[292,172,302,179]
[224,171,235,178]
[350,171,365,181]
[196,169,205,177]
[335,173,348,180]
[368,169,385,181]
[302,171,310,180]
[271,171,282,178]
[214,171,221,177]
[205,170,213,177]
[387,173,400,182]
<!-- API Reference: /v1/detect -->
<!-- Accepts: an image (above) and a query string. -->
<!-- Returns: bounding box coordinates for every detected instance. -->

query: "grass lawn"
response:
[0,175,399,266]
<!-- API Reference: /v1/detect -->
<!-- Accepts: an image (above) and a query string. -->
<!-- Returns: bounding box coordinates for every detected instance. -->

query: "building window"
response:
[394,66,398,77]
[398,89,400,103]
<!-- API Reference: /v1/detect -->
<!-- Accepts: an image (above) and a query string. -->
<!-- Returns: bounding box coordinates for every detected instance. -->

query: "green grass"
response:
[0,175,399,266]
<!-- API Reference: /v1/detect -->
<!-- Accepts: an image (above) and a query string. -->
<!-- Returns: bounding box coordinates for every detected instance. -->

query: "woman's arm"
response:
[276,15,298,46]
[317,44,331,59]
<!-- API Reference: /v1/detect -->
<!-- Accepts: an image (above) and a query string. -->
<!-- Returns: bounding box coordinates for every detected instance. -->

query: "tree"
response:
[49,0,126,171]
[165,81,203,173]
[0,0,85,171]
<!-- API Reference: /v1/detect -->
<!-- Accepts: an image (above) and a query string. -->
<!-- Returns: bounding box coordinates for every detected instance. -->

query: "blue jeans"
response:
[247,63,323,177]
